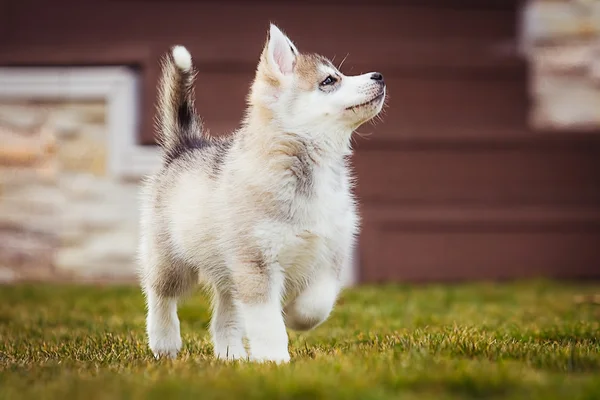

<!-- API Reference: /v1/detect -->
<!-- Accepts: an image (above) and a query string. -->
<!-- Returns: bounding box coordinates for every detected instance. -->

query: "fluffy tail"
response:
[155,45,205,162]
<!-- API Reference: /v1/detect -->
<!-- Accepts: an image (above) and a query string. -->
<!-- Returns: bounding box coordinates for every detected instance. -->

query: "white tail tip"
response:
[172,45,192,72]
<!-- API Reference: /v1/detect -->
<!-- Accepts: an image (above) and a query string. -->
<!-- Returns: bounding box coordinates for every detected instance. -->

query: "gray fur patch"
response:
[151,258,198,298]
[210,138,234,177]
[290,140,318,197]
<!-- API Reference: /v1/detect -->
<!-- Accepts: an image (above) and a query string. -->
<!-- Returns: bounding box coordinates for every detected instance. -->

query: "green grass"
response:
[1,280,599,400]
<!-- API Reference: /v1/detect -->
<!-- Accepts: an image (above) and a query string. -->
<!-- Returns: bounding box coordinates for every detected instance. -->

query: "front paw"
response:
[149,331,182,360]
[250,353,291,364]
[214,342,248,361]
[248,342,291,364]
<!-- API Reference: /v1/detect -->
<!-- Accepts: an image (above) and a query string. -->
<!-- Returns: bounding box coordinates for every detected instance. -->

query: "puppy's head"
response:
[248,24,386,142]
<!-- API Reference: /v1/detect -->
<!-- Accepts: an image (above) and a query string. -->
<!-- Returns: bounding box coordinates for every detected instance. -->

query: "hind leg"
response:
[210,288,247,361]
[284,270,340,331]
[145,287,181,359]
[141,250,197,359]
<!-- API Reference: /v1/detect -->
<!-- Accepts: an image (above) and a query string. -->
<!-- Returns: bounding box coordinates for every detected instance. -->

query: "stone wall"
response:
[521,0,600,131]
[0,100,140,283]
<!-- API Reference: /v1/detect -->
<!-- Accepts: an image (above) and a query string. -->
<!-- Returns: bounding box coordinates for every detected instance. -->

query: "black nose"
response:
[371,72,384,82]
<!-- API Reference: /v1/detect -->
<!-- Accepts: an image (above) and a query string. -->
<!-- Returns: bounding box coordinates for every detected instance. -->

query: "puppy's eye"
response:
[320,75,337,86]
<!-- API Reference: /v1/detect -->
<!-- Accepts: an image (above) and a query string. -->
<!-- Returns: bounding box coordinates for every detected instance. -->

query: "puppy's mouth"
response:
[345,92,385,111]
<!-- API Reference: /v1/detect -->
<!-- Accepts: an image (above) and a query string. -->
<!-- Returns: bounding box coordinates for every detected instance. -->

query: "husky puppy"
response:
[138,23,386,363]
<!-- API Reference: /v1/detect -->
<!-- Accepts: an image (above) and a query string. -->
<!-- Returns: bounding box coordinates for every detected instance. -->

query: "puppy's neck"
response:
[242,104,354,162]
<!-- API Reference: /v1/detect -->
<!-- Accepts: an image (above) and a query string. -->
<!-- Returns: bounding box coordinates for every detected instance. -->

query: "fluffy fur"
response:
[138,23,387,363]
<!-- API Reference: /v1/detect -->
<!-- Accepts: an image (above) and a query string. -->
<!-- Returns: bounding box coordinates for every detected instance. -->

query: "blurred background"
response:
[0,0,599,286]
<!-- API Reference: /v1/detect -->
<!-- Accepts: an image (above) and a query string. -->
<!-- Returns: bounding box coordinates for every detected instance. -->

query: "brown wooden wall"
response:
[2,0,599,282]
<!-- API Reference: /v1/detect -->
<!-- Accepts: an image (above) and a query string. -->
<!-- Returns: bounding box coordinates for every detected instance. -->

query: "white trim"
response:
[0,66,161,179]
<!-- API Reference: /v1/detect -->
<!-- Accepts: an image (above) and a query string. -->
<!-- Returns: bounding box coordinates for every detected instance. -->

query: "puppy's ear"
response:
[264,23,298,76]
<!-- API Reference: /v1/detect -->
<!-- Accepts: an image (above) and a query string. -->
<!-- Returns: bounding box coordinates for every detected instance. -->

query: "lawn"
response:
[0,280,599,400]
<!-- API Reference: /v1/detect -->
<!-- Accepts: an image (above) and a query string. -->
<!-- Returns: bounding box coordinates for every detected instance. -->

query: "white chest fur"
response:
[257,160,358,283]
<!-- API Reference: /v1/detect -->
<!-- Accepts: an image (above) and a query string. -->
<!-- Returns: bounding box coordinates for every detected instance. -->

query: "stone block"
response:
[61,102,106,125]
[55,230,138,279]
[58,135,107,176]
[46,103,106,139]
[0,225,56,277]
[58,224,86,247]
[530,73,600,130]
[61,203,129,232]
[0,103,47,131]
[0,128,44,167]
[532,42,594,73]
[592,62,600,81]
[3,184,63,207]
[0,167,58,191]
[0,209,59,237]
[591,41,600,81]
[524,1,599,43]
[59,173,139,202]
